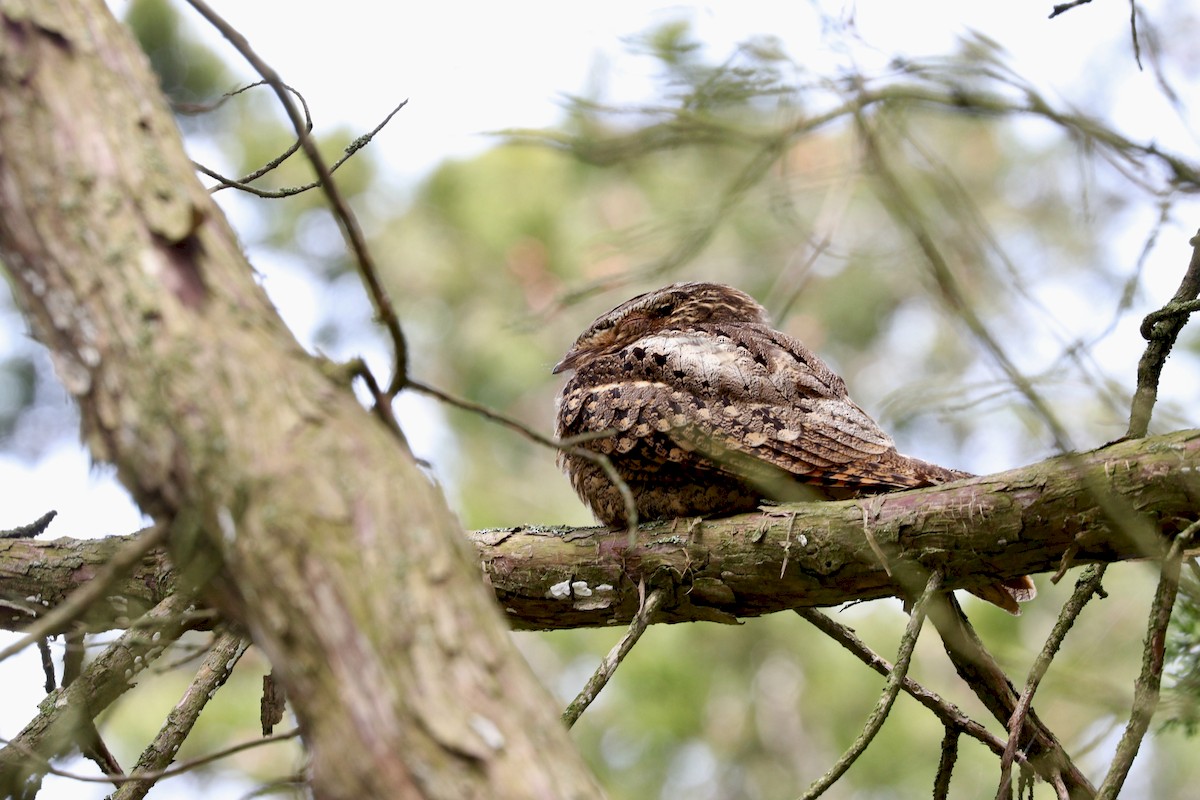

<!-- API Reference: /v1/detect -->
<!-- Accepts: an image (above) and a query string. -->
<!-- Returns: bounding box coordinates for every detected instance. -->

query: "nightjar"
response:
[553,281,1034,613]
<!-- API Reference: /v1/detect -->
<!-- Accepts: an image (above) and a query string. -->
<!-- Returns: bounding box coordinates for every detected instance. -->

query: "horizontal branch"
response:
[477,429,1200,629]
[1,430,1197,634]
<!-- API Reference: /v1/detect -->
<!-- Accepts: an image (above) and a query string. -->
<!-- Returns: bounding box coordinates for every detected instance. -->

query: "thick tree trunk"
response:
[0,3,603,798]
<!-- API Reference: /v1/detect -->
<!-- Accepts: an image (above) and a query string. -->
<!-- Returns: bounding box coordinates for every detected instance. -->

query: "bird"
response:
[553,281,1034,614]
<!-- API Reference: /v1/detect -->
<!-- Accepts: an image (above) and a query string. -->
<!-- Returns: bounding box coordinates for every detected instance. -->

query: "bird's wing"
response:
[558,325,926,492]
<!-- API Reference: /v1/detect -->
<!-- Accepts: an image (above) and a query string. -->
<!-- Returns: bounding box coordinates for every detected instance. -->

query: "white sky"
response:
[6,1,1195,796]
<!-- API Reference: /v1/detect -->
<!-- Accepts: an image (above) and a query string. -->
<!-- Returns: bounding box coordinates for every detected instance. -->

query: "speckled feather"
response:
[554,281,1034,613]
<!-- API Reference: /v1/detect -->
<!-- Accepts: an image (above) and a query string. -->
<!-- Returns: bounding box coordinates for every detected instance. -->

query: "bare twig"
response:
[0,727,300,786]
[933,726,960,800]
[796,608,1013,756]
[0,510,57,539]
[1127,230,1200,438]
[191,81,313,191]
[407,377,640,539]
[562,588,666,728]
[996,565,1107,798]
[1049,0,1095,18]
[1095,519,1198,799]
[929,595,1096,799]
[185,0,409,396]
[198,84,407,199]
[1129,0,1143,71]
[113,629,251,800]
[799,572,941,800]
[0,591,193,795]
[0,524,167,664]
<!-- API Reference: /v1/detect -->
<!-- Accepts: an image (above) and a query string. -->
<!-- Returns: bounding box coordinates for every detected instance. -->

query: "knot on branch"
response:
[1139,299,1200,341]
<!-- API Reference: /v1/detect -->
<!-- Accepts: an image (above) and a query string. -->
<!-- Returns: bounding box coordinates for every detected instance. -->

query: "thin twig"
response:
[0,510,57,539]
[0,728,300,785]
[1129,0,1143,71]
[407,378,640,539]
[562,588,666,728]
[928,595,1096,798]
[996,565,1107,798]
[0,524,167,664]
[796,608,1013,757]
[185,0,409,396]
[201,90,408,198]
[113,629,251,800]
[1049,0,1095,19]
[1127,230,1200,438]
[933,726,960,800]
[1095,520,1198,799]
[799,572,941,800]
[191,81,313,191]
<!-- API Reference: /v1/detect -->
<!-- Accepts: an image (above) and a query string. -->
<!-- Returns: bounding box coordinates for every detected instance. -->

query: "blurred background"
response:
[3,0,1200,797]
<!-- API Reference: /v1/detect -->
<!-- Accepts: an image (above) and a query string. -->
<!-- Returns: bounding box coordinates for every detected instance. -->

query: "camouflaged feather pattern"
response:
[555,287,967,526]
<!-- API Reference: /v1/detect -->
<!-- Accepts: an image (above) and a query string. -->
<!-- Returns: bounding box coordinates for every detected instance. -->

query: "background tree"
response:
[0,1,1198,799]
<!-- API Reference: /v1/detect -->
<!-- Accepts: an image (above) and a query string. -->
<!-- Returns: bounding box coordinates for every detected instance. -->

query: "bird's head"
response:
[552,282,769,373]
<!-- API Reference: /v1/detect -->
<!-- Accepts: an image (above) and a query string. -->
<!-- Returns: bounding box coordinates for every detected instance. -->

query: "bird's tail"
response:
[970,576,1038,615]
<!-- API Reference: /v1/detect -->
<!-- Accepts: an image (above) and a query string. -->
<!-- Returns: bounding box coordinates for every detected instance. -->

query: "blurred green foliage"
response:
[125,0,230,106]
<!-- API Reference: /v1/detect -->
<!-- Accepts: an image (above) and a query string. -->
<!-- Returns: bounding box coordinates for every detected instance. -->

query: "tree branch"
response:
[0,592,194,798]
[1,429,1197,636]
[1128,229,1200,438]
[112,628,251,800]
[478,429,1200,630]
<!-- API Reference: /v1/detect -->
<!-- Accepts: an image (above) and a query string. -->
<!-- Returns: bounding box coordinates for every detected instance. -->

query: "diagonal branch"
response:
[562,587,666,728]
[184,0,409,396]
[929,595,1095,799]
[0,592,194,798]
[800,573,940,799]
[1094,519,1197,798]
[112,628,251,800]
[1127,230,1200,438]
[797,608,1011,757]
[997,565,1107,797]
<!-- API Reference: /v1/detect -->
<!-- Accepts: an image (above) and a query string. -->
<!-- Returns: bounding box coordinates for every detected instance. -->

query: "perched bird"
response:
[553,281,1034,613]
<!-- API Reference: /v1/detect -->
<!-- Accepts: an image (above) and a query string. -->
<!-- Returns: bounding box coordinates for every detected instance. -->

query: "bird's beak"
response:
[551,349,579,374]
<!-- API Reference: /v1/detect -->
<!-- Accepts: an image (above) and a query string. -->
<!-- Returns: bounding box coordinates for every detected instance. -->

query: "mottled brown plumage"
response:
[554,281,1034,613]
